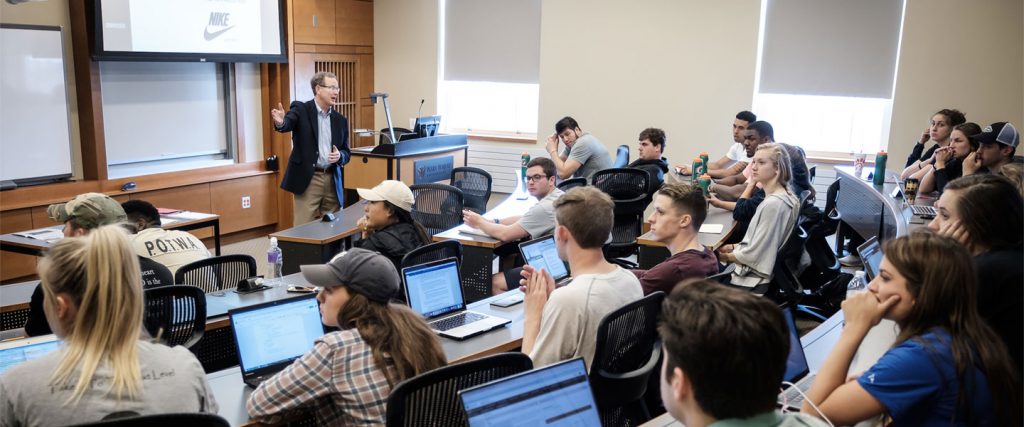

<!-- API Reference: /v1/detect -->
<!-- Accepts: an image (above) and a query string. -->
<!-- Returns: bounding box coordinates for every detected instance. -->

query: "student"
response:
[25,193,173,337]
[353,180,431,272]
[902,108,966,173]
[545,116,613,180]
[802,232,1020,426]
[627,127,670,197]
[917,122,981,193]
[710,142,812,216]
[659,280,827,427]
[677,110,757,176]
[717,143,799,290]
[462,157,565,294]
[963,122,1019,176]
[0,225,218,426]
[999,162,1024,196]
[122,199,212,276]
[520,187,643,369]
[929,174,1023,369]
[631,182,718,295]
[247,248,446,425]
[707,121,774,201]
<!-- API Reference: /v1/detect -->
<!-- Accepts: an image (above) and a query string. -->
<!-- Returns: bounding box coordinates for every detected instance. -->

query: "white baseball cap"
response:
[357,180,415,212]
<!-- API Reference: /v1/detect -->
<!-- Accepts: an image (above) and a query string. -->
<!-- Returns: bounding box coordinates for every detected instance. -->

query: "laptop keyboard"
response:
[431,312,486,331]
[911,205,937,217]
[779,375,815,407]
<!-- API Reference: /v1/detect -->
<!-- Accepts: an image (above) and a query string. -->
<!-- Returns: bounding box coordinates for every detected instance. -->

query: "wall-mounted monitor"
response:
[92,0,286,63]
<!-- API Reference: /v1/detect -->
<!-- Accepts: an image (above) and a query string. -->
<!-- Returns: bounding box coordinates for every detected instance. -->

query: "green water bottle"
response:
[873,151,887,186]
[700,152,710,173]
[690,158,703,183]
[521,152,530,184]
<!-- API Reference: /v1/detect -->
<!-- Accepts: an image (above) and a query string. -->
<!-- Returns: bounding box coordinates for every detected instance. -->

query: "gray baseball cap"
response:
[300,248,399,303]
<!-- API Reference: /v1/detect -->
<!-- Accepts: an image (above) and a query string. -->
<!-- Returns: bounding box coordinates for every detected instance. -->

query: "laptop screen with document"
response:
[230,294,324,374]
[460,358,600,426]
[519,236,569,281]
[0,335,60,375]
[403,258,465,319]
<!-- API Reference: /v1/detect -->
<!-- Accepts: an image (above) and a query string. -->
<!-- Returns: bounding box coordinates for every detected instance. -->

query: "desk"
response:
[0,281,37,331]
[344,134,468,191]
[832,166,933,242]
[635,206,736,269]
[0,211,221,257]
[208,289,528,427]
[433,170,536,303]
[269,201,366,276]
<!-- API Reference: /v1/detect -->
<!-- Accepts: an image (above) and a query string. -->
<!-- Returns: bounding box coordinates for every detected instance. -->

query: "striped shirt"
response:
[246,329,394,426]
[316,105,332,168]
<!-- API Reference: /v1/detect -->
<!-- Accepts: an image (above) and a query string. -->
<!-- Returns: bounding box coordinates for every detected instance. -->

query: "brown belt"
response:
[313,166,330,173]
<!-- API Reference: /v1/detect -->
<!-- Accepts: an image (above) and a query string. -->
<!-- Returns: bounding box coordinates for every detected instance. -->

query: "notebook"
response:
[518,235,571,286]
[778,307,814,410]
[0,334,60,375]
[402,258,510,340]
[460,358,601,427]
[228,293,325,388]
[856,236,884,280]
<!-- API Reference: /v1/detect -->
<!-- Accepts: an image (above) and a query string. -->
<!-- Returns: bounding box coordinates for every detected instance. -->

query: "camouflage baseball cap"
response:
[47,192,127,229]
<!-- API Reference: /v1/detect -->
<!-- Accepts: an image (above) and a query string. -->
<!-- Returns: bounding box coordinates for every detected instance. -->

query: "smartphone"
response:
[490,292,524,308]
[287,285,318,294]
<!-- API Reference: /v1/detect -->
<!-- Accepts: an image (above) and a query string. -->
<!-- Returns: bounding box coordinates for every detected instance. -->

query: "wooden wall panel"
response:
[293,0,336,45]
[336,0,373,47]
[130,184,213,239]
[0,209,37,282]
[210,174,278,234]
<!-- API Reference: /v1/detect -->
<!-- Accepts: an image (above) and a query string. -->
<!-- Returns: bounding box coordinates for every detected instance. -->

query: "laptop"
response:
[460,358,601,427]
[0,334,60,375]
[856,236,884,280]
[518,235,572,287]
[402,258,510,340]
[778,307,815,410]
[228,293,325,388]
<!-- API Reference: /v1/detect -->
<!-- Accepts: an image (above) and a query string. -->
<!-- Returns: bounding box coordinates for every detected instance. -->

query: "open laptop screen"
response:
[461,358,600,426]
[782,308,810,383]
[519,236,569,281]
[0,335,60,375]
[857,236,884,281]
[231,294,324,374]
[403,258,464,319]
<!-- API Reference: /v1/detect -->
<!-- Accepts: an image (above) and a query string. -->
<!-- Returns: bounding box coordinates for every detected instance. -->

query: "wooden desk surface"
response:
[433,170,536,248]
[636,206,736,248]
[269,201,366,245]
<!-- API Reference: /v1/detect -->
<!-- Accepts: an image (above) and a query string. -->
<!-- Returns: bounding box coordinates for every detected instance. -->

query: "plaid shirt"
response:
[246,329,394,426]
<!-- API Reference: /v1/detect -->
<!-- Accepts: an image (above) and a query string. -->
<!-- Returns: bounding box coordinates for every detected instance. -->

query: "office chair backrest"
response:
[592,168,650,246]
[613,144,630,168]
[143,285,206,349]
[557,177,587,191]
[71,413,230,427]
[410,183,465,236]
[590,292,665,426]
[401,240,464,271]
[385,352,533,427]
[174,254,257,293]
[380,127,414,145]
[450,167,492,215]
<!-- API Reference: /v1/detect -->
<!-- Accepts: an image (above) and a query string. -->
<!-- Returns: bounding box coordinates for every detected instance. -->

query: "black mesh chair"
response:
[143,285,206,349]
[592,168,650,268]
[613,144,630,168]
[450,167,492,214]
[410,183,465,236]
[401,240,464,271]
[379,127,414,144]
[174,254,257,293]
[385,352,533,427]
[590,292,665,426]
[71,413,229,426]
[557,177,587,191]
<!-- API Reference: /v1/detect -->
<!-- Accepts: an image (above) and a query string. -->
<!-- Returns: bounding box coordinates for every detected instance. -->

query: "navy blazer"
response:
[276,99,351,195]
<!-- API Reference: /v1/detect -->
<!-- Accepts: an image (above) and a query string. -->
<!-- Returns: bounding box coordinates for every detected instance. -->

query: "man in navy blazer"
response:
[271,71,351,225]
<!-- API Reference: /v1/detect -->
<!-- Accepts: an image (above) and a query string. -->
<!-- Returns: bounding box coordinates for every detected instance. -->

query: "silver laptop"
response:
[0,334,60,375]
[778,307,815,410]
[402,258,510,340]
[228,293,325,388]
[856,236,884,280]
[460,358,601,426]
[518,235,572,287]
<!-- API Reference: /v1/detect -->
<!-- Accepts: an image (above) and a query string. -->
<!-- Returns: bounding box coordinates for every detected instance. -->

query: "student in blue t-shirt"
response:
[801,231,1021,426]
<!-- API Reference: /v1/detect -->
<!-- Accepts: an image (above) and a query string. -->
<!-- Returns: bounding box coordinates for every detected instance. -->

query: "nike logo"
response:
[203,25,235,41]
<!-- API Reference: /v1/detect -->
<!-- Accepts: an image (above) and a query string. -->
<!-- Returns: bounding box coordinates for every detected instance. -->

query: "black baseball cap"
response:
[300,248,399,303]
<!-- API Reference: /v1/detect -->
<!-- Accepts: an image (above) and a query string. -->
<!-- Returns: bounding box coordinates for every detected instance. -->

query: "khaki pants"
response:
[293,171,339,226]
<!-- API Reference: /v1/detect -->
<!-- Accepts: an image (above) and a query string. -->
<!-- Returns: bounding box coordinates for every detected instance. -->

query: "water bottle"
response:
[846,270,867,299]
[267,237,284,286]
[873,151,888,186]
[521,152,530,184]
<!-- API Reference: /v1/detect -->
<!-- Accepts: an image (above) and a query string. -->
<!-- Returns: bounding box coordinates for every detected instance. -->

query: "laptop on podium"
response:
[402,258,510,340]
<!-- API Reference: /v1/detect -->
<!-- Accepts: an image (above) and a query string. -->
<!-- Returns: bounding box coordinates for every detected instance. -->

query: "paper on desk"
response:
[699,224,724,234]
[456,224,493,239]
[160,217,181,226]
[13,227,64,243]
[164,211,208,220]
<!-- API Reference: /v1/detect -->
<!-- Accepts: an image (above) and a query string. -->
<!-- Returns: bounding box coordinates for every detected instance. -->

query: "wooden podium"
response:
[343,134,468,193]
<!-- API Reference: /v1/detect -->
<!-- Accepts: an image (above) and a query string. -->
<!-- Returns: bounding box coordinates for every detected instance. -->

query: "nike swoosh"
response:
[203,25,235,41]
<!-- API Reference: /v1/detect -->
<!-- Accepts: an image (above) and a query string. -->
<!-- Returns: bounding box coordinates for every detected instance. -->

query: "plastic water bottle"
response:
[846,271,867,299]
[267,237,284,286]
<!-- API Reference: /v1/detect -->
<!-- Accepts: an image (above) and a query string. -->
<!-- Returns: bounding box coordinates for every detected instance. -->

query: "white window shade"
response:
[444,0,540,84]
[758,0,903,98]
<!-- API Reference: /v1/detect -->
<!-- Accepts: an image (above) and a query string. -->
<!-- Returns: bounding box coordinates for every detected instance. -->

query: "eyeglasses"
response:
[319,85,340,92]
[525,174,550,182]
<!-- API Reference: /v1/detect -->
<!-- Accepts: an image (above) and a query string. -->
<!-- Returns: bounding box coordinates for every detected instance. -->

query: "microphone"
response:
[417,99,425,119]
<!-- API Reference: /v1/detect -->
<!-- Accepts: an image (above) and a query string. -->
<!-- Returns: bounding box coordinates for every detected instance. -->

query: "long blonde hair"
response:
[754,143,792,192]
[39,224,144,404]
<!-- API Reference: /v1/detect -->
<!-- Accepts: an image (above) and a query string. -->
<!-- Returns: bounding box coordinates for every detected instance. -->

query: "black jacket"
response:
[276,100,351,195]
[354,222,427,272]
[628,157,669,197]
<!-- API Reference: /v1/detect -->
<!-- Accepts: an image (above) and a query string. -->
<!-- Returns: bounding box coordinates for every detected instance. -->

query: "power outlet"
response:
[241,196,251,209]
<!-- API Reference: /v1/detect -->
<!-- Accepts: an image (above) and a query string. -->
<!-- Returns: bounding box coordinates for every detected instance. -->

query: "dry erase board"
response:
[0,24,74,186]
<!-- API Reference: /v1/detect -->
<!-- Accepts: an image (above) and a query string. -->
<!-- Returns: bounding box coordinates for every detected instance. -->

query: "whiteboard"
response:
[0,25,74,184]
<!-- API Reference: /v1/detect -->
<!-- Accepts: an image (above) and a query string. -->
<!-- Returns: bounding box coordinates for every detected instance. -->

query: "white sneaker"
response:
[838,254,863,267]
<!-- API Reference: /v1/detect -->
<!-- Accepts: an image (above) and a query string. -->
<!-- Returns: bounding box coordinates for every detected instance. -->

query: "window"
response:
[753,0,905,157]
[439,0,540,137]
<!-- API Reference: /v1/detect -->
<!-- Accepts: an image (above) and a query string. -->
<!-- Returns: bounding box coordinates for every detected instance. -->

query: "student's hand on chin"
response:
[937,219,971,248]
[842,291,899,330]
